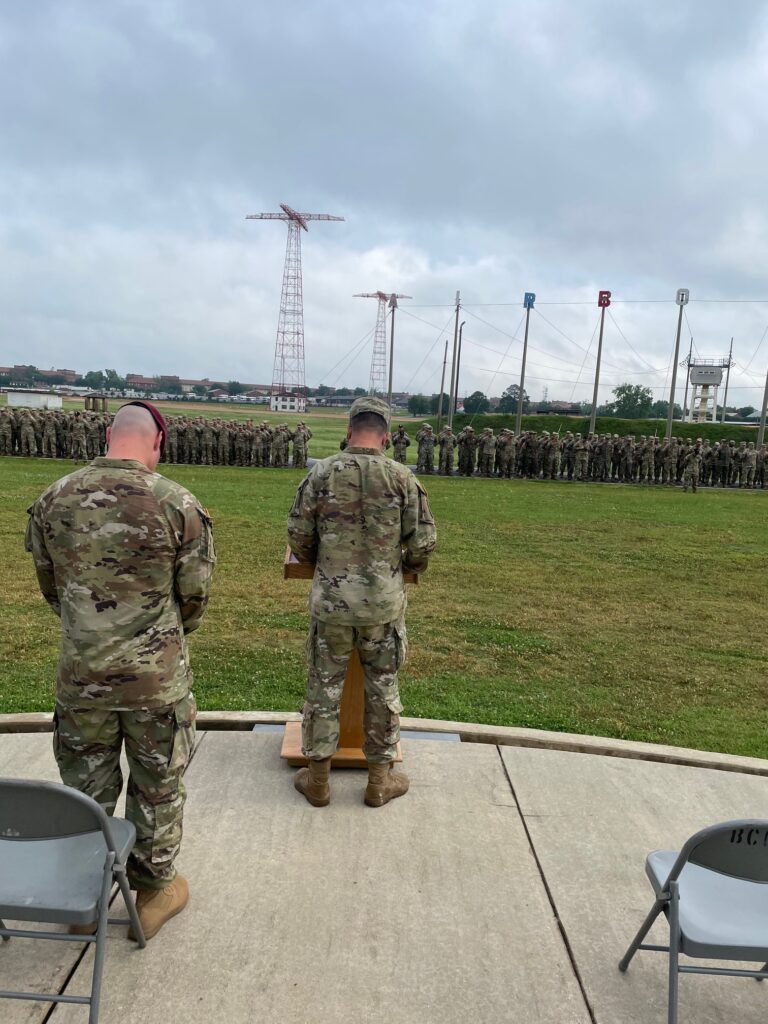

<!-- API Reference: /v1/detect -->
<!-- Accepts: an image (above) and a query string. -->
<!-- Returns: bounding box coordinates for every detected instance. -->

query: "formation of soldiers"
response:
[0,408,313,469]
[386,424,768,491]
[0,407,109,459]
[164,417,312,468]
[5,407,764,492]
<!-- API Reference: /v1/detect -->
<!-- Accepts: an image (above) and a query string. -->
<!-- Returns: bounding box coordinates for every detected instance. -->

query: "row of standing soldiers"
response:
[382,423,768,488]
[0,408,108,459]
[163,418,312,468]
[0,408,313,469]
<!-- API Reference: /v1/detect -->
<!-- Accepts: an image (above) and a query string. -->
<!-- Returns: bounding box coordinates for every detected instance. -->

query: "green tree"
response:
[408,394,430,415]
[429,392,450,415]
[650,399,682,419]
[227,380,246,395]
[609,384,654,419]
[193,385,208,396]
[353,386,367,396]
[463,391,490,414]
[497,384,529,414]
[83,370,106,390]
[103,369,126,390]
[738,406,756,419]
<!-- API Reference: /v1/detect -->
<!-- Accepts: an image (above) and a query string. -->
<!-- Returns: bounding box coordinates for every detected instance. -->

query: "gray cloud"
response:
[1,0,767,407]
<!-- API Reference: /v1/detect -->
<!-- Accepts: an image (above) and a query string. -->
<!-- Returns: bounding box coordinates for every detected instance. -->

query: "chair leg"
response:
[115,867,146,949]
[619,900,664,972]
[0,918,9,942]
[88,855,115,1024]
[667,883,680,1024]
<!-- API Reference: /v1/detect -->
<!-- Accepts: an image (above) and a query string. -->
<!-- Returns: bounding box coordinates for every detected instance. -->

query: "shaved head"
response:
[110,404,160,444]
[106,404,163,470]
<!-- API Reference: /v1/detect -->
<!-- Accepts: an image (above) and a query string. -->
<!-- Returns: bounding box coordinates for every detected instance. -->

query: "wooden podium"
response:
[281,547,417,768]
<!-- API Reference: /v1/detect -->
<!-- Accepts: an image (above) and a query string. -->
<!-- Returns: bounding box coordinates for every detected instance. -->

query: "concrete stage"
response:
[2,729,768,1024]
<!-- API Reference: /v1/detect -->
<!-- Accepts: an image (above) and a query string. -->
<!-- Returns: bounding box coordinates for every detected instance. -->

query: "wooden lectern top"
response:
[284,546,419,585]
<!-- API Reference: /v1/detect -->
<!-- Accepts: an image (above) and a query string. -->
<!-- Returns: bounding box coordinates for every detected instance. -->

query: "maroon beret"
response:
[121,400,167,453]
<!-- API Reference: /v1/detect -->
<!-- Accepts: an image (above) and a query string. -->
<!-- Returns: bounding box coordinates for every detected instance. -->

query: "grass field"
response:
[2,457,767,758]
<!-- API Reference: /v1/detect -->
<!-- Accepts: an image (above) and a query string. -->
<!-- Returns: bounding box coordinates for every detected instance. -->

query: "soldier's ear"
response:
[105,426,112,447]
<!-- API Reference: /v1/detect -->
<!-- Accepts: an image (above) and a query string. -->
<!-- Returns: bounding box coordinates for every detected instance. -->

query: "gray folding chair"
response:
[0,778,146,1023]
[619,819,768,1024]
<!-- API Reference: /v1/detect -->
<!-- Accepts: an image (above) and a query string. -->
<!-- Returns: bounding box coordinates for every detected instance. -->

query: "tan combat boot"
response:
[129,874,189,941]
[364,763,410,807]
[294,757,331,807]
[68,921,97,936]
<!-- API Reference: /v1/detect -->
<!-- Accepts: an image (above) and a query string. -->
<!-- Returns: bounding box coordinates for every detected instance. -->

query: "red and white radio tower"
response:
[354,292,412,396]
[246,203,344,411]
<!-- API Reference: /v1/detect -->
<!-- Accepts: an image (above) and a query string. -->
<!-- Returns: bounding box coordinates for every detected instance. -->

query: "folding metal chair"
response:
[0,778,146,1023]
[619,819,768,1024]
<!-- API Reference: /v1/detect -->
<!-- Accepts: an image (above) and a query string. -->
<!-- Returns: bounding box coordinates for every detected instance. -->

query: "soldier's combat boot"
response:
[129,874,189,941]
[68,922,97,936]
[294,757,331,807]
[364,762,410,808]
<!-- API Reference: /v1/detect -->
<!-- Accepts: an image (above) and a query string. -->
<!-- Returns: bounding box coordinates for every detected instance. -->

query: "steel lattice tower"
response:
[247,204,343,403]
[355,291,412,396]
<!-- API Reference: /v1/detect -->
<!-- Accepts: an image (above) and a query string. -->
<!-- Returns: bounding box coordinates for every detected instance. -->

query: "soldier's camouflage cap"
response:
[348,396,391,424]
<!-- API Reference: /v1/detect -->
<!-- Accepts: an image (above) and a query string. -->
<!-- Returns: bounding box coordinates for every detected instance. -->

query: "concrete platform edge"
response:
[1,710,766,777]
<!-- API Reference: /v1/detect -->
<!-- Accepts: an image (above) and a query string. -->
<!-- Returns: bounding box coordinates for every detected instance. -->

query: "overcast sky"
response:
[2,0,768,407]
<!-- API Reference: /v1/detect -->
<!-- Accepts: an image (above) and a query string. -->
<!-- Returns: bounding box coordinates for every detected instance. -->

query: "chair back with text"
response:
[0,778,115,847]
[679,819,768,883]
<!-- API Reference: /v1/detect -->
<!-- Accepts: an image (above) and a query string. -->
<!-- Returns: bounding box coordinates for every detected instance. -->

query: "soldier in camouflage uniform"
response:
[0,408,12,455]
[392,425,411,464]
[437,426,457,475]
[25,401,216,940]
[477,428,496,477]
[682,442,702,493]
[416,424,435,474]
[287,396,436,808]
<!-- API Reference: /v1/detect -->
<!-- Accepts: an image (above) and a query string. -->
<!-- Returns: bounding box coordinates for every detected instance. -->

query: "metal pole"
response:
[515,305,532,437]
[453,321,465,421]
[436,338,449,430]
[757,365,768,448]
[447,291,460,429]
[666,289,689,441]
[589,291,611,434]
[720,337,734,424]
[386,296,398,422]
[682,337,693,422]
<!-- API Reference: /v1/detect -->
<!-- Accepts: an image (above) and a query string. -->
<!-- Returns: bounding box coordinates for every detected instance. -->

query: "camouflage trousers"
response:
[682,466,699,492]
[302,617,407,764]
[438,449,454,475]
[53,693,196,890]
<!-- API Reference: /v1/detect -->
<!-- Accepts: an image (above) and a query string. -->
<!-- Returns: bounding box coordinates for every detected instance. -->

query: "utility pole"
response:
[720,337,734,424]
[386,294,400,421]
[666,288,689,441]
[453,321,465,422]
[516,293,535,436]
[589,290,611,434]
[436,338,449,430]
[447,292,461,429]
[681,337,693,422]
[758,364,768,448]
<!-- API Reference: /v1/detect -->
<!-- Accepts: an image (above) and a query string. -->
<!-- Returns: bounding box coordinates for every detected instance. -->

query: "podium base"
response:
[280,722,402,768]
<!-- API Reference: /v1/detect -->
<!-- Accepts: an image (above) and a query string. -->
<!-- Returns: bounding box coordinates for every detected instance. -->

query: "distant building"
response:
[270,392,306,413]
[7,389,63,410]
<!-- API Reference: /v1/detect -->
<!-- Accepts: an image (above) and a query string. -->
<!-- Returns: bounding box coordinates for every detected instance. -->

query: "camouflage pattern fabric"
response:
[25,457,216,710]
[302,618,406,763]
[287,446,436,625]
[54,693,196,889]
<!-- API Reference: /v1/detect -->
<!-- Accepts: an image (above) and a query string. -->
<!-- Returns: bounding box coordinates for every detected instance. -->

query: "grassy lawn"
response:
[2,457,768,758]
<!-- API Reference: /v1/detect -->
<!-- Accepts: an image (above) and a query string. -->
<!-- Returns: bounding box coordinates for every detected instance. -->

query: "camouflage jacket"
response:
[25,458,216,710]
[287,447,437,624]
